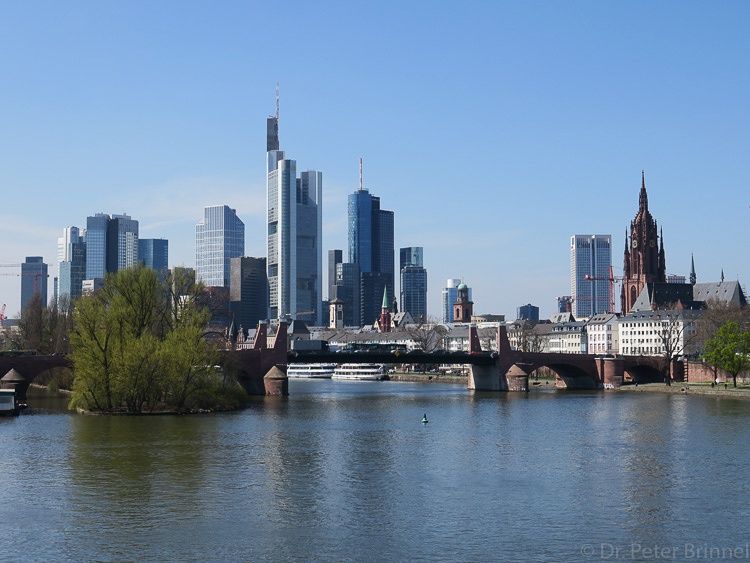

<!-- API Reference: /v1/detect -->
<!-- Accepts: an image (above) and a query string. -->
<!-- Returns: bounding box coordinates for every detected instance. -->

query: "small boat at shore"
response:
[287,363,336,379]
[332,364,386,381]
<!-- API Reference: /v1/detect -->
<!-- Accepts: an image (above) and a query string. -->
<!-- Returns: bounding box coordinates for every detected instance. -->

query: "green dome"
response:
[457,283,468,290]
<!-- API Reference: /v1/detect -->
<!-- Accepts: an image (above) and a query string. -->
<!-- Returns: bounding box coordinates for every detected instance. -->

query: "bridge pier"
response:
[596,357,624,390]
[468,362,530,392]
[505,364,529,392]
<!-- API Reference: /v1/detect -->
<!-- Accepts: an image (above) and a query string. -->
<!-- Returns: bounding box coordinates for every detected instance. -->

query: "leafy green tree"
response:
[69,266,240,413]
[702,321,750,388]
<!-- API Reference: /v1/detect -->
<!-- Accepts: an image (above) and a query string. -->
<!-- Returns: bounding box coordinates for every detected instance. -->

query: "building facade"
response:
[21,257,48,312]
[400,246,427,322]
[348,186,394,325]
[196,205,244,288]
[266,113,323,325]
[621,172,666,313]
[138,238,169,278]
[85,213,139,281]
[570,234,612,318]
[516,303,539,321]
[229,257,268,332]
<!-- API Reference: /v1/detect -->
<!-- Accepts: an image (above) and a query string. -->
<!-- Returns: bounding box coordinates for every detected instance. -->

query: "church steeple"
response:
[639,170,648,212]
[690,254,697,285]
[621,171,666,314]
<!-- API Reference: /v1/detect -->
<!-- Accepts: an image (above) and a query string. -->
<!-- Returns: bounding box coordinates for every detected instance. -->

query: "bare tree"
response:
[402,316,447,352]
[651,306,701,385]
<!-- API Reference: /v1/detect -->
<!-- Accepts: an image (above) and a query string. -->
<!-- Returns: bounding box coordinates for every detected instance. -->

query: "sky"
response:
[1,1,749,320]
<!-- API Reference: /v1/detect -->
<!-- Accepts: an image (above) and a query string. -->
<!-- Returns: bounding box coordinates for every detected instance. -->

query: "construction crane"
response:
[0,270,49,294]
[584,266,623,314]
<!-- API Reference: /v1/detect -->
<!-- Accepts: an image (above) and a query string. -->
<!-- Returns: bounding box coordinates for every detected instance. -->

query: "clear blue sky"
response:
[2,1,749,319]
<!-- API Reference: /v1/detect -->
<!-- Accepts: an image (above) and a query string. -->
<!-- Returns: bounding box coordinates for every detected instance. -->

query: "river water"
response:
[2,381,750,562]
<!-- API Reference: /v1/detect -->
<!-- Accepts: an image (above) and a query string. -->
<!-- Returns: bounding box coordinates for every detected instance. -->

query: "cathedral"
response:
[621,172,667,313]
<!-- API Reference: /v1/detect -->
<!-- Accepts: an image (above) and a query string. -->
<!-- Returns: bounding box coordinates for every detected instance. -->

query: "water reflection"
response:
[3,382,750,561]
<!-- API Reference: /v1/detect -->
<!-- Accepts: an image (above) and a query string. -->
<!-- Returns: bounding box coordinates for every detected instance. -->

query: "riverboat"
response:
[332,363,387,381]
[0,389,19,416]
[287,363,336,379]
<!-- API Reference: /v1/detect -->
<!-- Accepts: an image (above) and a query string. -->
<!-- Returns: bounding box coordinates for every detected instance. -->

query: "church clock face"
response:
[632,239,638,248]
[650,240,655,247]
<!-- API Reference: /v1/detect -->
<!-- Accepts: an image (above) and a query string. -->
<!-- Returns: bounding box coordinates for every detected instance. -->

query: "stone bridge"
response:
[469,325,670,392]
[0,354,72,401]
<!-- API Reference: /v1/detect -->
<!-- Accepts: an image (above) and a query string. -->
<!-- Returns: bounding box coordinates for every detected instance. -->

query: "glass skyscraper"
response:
[195,205,244,287]
[400,246,427,321]
[85,213,139,281]
[348,187,394,325]
[570,234,612,318]
[266,113,323,325]
[139,238,169,279]
[21,257,48,312]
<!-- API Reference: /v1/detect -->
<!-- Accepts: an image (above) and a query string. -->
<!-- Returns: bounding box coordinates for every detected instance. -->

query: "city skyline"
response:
[2,2,749,318]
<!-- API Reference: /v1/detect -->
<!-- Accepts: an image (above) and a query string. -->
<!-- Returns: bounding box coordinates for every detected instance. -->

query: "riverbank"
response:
[387,372,467,385]
[617,382,750,400]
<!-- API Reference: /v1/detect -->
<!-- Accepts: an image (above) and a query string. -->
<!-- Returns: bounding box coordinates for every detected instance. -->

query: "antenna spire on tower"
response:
[275,82,279,120]
[359,157,363,191]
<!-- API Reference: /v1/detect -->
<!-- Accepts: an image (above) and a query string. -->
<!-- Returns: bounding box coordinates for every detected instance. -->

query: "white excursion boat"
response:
[287,363,336,379]
[332,363,387,381]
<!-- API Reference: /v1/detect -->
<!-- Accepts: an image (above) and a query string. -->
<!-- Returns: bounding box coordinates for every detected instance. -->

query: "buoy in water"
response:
[421,413,428,424]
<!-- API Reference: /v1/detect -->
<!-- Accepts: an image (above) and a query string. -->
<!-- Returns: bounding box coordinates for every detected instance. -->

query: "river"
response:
[2,381,749,561]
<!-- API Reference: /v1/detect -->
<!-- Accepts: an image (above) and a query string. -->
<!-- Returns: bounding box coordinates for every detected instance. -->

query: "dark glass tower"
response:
[348,188,394,325]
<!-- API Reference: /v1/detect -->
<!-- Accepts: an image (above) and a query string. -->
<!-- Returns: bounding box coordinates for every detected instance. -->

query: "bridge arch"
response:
[534,362,599,390]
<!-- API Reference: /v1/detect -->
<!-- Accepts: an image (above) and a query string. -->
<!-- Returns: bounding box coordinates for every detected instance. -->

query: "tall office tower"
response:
[621,172,666,313]
[334,262,361,327]
[441,279,472,323]
[195,205,245,287]
[570,234,612,318]
[400,246,427,321]
[58,226,81,264]
[229,257,268,331]
[517,303,540,321]
[21,257,48,312]
[85,213,139,281]
[556,296,573,313]
[59,240,87,306]
[266,101,322,325]
[58,226,86,305]
[328,249,342,301]
[348,178,394,325]
[139,238,169,279]
[86,213,109,280]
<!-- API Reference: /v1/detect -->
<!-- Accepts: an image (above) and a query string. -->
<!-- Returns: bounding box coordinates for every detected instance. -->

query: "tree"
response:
[402,316,447,352]
[650,307,701,386]
[69,266,239,413]
[702,321,750,388]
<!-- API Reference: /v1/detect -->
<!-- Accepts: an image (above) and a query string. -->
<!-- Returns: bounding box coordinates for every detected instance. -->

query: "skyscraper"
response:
[21,257,48,312]
[335,262,361,327]
[348,178,394,325]
[570,234,612,318]
[139,238,169,279]
[85,213,139,281]
[195,205,244,287]
[229,257,268,332]
[266,105,323,325]
[328,249,342,301]
[400,246,427,322]
[58,226,86,305]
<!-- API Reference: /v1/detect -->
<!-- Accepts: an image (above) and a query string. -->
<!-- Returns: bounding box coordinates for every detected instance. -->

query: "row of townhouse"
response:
[505,308,703,358]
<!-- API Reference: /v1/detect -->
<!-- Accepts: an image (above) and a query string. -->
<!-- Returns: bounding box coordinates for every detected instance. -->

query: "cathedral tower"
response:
[621,172,666,313]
